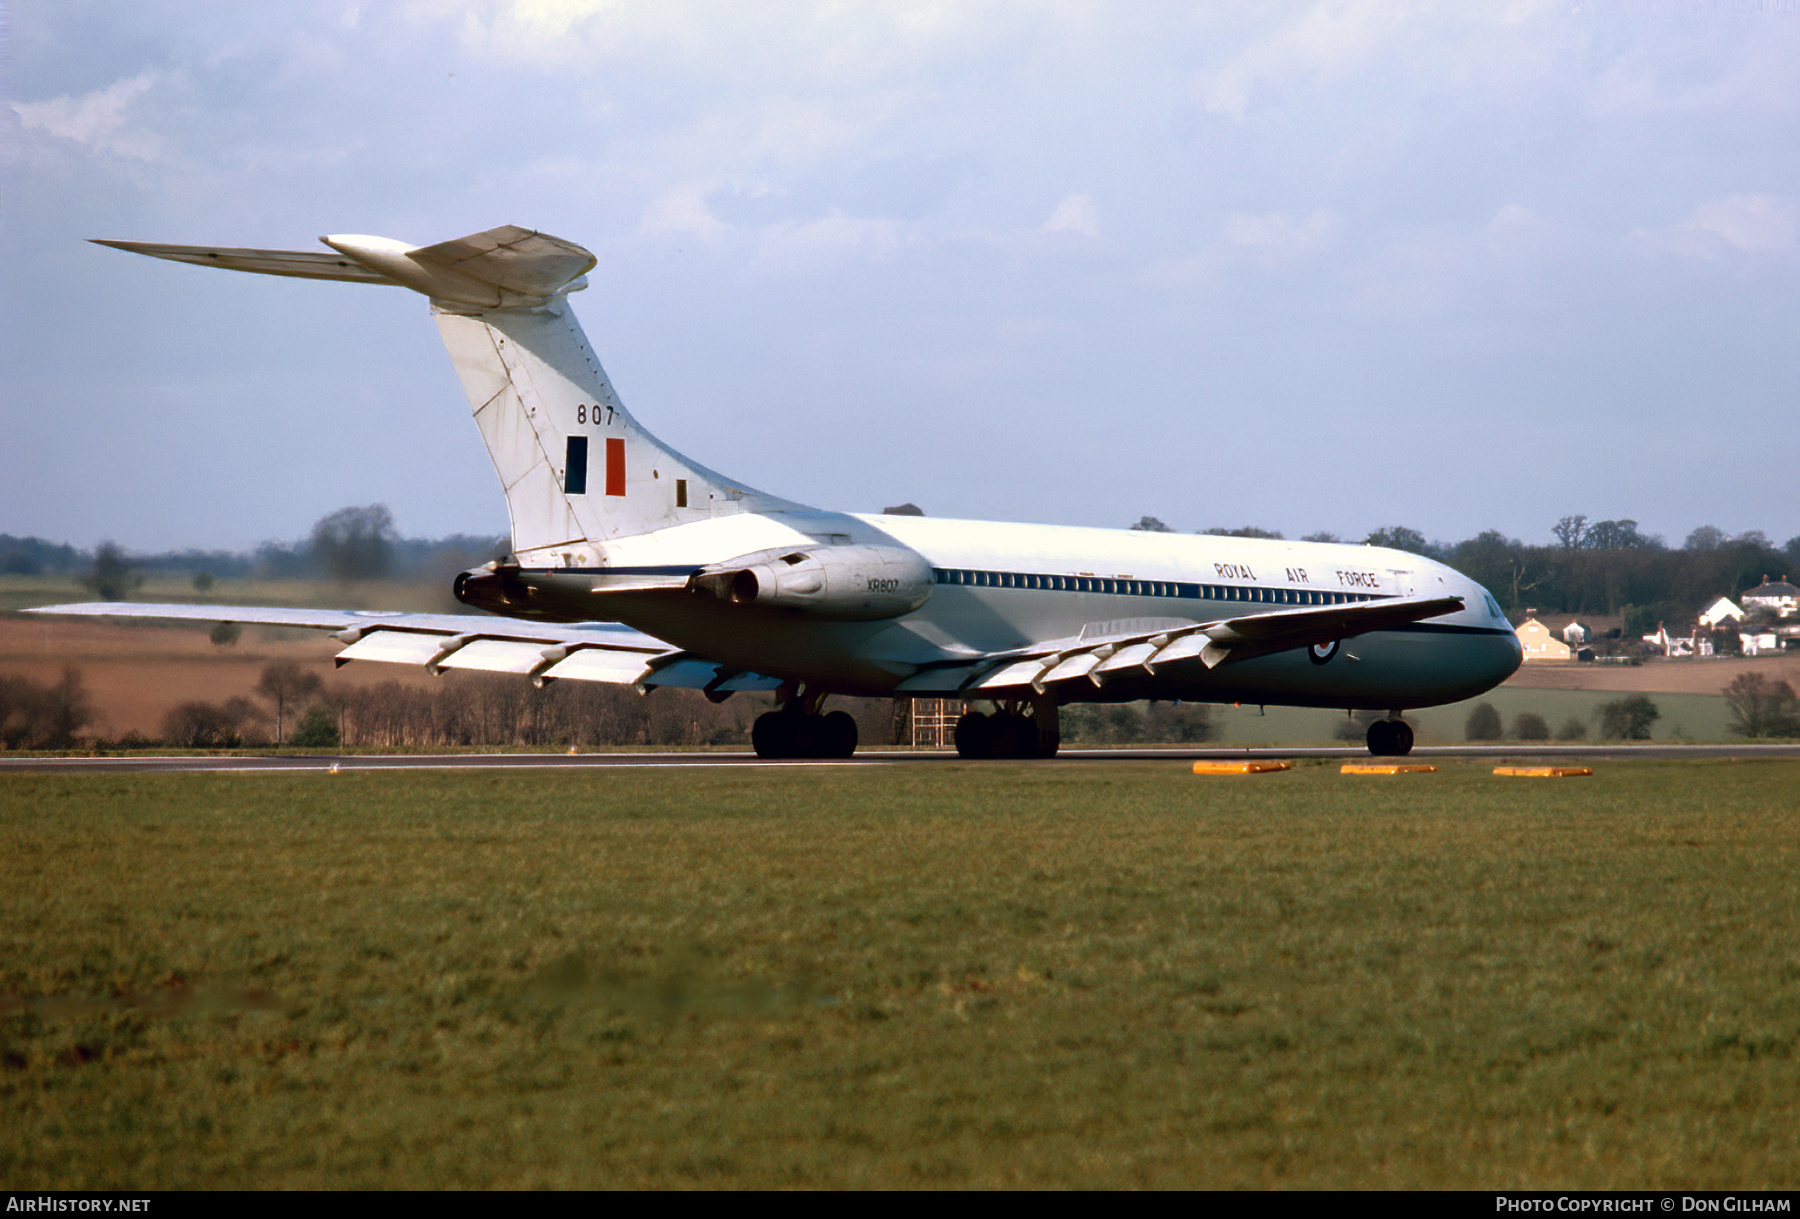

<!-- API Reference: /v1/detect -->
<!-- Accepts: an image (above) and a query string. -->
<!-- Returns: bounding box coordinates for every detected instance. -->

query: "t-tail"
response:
[94,226,795,567]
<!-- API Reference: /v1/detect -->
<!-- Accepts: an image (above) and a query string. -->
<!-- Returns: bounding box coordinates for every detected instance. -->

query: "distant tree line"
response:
[12,504,1798,623]
[1059,701,1215,744]
[0,668,92,750]
[0,665,901,752]
[1132,515,1800,626]
[2,505,506,588]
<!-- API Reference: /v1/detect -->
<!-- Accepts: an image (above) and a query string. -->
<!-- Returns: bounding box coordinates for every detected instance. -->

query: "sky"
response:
[4,0,1798,554]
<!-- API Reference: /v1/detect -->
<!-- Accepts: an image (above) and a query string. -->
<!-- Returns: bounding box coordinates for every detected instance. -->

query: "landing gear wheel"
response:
[955,709,1056,759]
[753,709,855,759]
[1366,719,1414,757]
[990,712,1034,759]
[954,712,991,759]
[820,710,858,759]
[753,711,792,759]
[1392,720,1414,756]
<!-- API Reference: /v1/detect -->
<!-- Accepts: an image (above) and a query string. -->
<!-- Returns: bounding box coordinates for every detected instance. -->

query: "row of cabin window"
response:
[932,569,1370,606]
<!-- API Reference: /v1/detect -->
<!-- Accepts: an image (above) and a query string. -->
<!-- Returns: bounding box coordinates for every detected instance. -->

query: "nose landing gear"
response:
[1366,716,1414,757]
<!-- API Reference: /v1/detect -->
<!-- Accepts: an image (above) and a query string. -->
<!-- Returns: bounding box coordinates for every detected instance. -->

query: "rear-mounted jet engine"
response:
[689,544,933,621]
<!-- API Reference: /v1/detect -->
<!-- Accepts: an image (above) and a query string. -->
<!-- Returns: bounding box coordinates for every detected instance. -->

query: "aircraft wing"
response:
[21,602,782,695]
[896,594,1466,695]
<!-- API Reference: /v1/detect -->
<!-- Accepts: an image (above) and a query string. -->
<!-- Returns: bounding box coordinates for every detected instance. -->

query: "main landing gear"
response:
[953,698,1060,760]
[751,685,858,759]
[1366,716,1414,757]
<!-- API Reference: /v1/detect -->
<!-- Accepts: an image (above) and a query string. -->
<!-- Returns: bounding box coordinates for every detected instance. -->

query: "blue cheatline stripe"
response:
[928,567,1377,607]
[565,435,589,495]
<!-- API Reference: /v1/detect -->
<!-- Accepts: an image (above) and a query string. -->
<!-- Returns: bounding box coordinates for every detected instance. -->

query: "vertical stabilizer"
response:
[95,225,795,566]
[433,298,785,565]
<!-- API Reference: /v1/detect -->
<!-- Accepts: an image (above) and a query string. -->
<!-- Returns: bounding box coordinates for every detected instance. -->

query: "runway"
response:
[4,743,1799,774]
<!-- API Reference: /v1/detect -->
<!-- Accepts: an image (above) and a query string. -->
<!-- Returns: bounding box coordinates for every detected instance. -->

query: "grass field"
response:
[1213,685,1740,747]
[0,573,463,617]
[3,760,1798,1189]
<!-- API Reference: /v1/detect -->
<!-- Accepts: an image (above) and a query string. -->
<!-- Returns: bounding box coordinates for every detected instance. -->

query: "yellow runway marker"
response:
[1341,763,1437,774]
[1192,761,1293,775]
[1493,766,1593,778]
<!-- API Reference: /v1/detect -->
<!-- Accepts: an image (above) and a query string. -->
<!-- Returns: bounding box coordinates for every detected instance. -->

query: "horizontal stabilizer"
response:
[95,225,597,309]
[91,240,400,285]
[411,226,597,300]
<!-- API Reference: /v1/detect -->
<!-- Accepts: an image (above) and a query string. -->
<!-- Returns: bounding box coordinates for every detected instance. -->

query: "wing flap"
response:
[967,659,1052,690]
[539,648,657,683]
[433,638,558,675]
[335,632,450,667]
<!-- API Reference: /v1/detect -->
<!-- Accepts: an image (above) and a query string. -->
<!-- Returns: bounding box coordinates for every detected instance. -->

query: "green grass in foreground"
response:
[3,761,1798,1189]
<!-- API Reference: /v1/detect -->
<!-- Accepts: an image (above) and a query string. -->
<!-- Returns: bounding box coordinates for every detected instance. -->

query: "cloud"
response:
[640,182,730,241]
[12,72,165,160]
[1221,208,1334,262]
[1192,2,1562,119]
[1683,193,1795,254]
[1042,193,1099,237]
[1631,193,1798,260]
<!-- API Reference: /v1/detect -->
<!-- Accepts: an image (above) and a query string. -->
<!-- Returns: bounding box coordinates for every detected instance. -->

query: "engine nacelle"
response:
[454,562,529,613]
[690,543,934,621]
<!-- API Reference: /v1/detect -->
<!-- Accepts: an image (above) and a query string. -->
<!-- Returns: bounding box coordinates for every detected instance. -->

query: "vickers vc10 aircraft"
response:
[32,226,1521,758]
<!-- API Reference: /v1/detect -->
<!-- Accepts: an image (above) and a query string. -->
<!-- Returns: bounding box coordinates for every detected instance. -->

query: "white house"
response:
[1698,597,1744,630]
[1742,578,1799,620]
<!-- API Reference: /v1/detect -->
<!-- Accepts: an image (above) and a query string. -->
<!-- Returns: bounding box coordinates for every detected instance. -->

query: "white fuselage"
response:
[522,509,1522,709]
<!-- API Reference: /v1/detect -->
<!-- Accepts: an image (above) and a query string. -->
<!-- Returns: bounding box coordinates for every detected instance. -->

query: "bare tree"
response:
[1723,674,1800,739]
[257,661,322,745]
[1552,515,1589,551]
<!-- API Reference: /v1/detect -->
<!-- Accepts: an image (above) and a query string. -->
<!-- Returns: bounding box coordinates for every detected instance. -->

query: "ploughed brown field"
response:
[0,617,432,740]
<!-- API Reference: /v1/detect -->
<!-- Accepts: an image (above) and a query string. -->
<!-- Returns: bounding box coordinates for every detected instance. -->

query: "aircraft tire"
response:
[752,711,790,759]
[1366,719,1414,757]
[1008,713,1041,759]
[821,710,858,758]
[986,713,1017,759]
[954,712,992,759]
[788,714,820,758]
[1367,719,1395,756]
